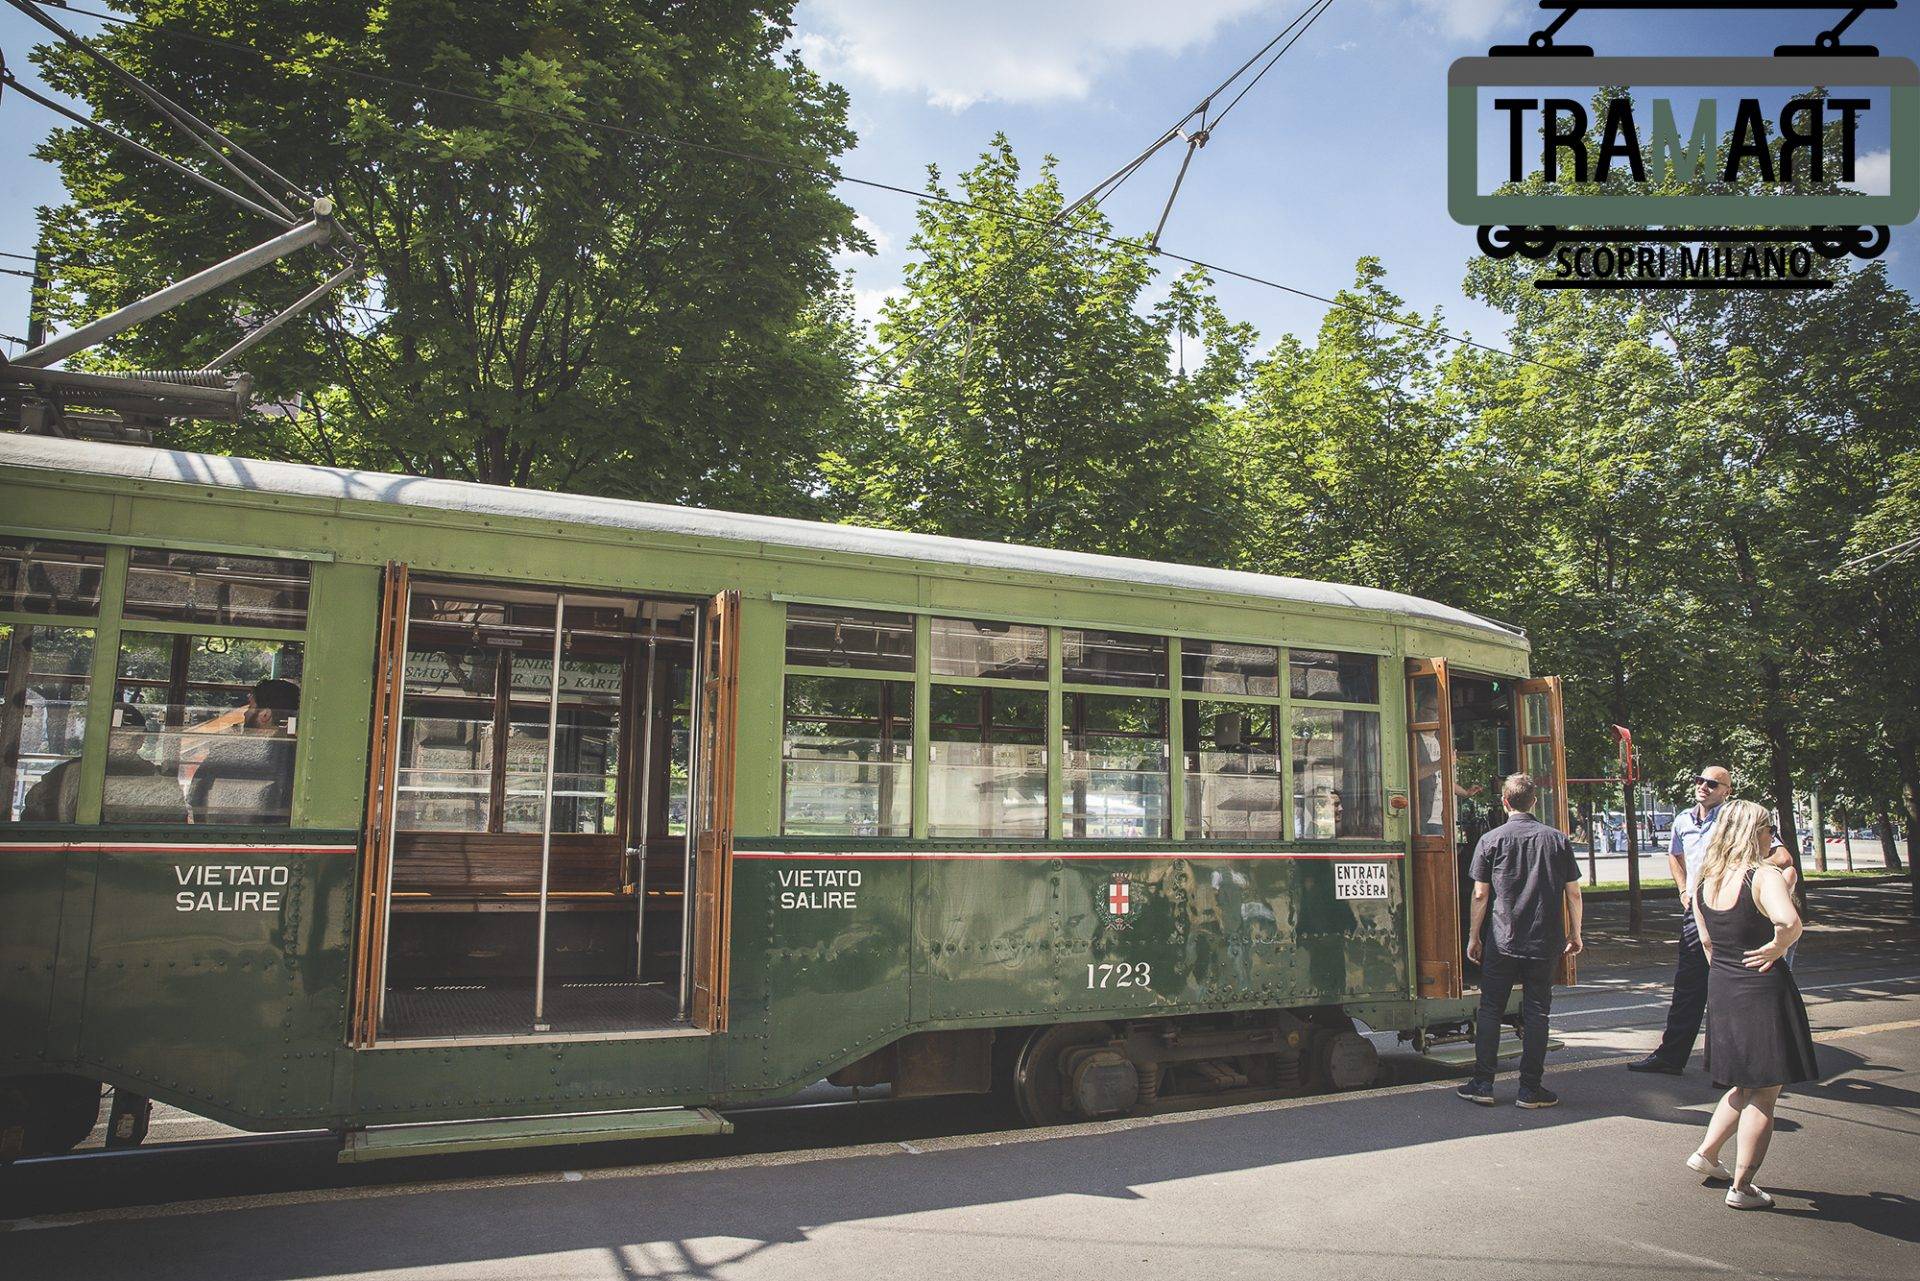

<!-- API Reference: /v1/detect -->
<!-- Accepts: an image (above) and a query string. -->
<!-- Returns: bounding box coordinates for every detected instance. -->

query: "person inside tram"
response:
[24,701,189,824]
[187,677,300,825]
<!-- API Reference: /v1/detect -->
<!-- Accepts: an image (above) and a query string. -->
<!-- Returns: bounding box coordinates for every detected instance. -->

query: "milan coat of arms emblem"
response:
[1098,873,1133,929]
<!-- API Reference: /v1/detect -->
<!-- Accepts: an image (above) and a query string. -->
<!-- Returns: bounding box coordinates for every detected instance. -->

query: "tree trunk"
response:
[1879,806,1902,869]
[1763,721,1805,913]
[1809,785,1826,872]
[1726,530,1804,903]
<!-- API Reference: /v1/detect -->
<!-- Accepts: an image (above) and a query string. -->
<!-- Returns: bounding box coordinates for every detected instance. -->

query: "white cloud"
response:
[853,285,907,338]
[853,213,892,255]
[1402,0,1519,41]
[833,213,893,268]
[1846,149,1891,196]
[797,0,1272,110]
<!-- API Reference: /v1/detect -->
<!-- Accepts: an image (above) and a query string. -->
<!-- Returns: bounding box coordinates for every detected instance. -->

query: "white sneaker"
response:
[1687,1152,1733,1181]
[1726,1185,1775,1210]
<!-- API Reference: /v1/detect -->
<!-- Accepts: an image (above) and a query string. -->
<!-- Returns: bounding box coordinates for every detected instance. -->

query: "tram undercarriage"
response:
[831,1009,1383,1126]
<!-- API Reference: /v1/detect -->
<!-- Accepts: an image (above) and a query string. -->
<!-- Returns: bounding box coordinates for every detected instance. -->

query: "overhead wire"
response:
[1063,0,1330,220]
[854,0,1332,387]
[18,0,1595,384]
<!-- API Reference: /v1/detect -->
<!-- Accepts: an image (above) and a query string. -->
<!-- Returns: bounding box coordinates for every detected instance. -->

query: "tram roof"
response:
[2,435,1526,645]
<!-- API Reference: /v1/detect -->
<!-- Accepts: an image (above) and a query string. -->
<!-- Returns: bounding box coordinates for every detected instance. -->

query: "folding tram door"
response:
[1404,661,1577,1002]
[350,571,739,1043]
[1406,658,1462,1000]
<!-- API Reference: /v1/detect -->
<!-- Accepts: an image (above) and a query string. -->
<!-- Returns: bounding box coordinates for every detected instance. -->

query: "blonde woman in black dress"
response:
[1684,798,1819,1210]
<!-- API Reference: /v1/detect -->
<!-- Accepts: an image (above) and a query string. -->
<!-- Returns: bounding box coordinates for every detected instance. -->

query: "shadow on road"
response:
[1,1044,1900,1281]
[1766,1189,1920,1245]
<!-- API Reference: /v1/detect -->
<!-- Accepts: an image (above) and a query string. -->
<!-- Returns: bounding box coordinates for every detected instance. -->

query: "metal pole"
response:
[632,633,658,981]
[25,245,49,349]
[1583,798,1597,886]
[13,216,334,368]
[678,607,704,1020]
[0,70,296,227]
[1623,773,1643,933]
[6,0,309,218]
[533,594,566,1029]
[208,259,362,369]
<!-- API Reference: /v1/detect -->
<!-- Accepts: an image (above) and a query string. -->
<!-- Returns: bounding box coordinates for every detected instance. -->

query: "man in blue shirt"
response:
[1628,765,1797,1074]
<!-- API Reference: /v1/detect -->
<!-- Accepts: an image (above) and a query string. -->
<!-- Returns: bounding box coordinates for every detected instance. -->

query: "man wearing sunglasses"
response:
[1629,765,1797,1074]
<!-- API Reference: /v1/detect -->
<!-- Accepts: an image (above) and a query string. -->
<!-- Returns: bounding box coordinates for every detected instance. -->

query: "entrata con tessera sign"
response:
[1449,41,1919,289]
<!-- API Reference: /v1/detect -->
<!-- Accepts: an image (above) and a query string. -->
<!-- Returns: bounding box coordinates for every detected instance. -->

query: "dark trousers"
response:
[1653,911,1709,1066]
[1475,948,1557,1088]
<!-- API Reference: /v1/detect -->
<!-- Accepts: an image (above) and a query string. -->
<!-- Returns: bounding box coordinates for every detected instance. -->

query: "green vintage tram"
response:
[0,434,1569,1160]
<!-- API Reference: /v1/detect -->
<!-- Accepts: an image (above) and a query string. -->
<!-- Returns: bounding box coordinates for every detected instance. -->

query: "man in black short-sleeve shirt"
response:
[1457,773,1584,1109]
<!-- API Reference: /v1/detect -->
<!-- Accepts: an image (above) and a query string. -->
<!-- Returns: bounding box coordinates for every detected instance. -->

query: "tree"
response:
[1230,260,1496,604]
[31,0,864,508]
[1459,88,1920,906]
[825,139,1255,562]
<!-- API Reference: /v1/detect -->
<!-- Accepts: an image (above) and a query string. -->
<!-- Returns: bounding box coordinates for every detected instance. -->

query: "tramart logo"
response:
[1447,7,1918,290]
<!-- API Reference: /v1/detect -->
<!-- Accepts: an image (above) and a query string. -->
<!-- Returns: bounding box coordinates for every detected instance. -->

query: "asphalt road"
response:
[3,880,1916,1281]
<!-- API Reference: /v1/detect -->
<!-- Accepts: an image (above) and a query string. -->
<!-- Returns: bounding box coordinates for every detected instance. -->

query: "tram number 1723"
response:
[1087,962,1152,988]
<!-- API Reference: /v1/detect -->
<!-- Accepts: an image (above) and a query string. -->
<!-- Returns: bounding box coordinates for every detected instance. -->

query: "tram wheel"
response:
[0,1074,103,1162]
[1010,1023,1114,1127]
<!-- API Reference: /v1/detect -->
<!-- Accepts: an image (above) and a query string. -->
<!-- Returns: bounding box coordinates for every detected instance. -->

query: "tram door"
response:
[350,571,712,1043]
[1406,659,1462,999]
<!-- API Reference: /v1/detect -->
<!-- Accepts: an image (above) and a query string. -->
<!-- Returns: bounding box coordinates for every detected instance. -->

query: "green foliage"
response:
[823,140,1254,562]
[25,18,1920,863]
[31,0,864,505]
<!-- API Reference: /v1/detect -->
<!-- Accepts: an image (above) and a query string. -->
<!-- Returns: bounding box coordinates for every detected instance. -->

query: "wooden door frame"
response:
[689,590,740,1032]
[1406,657,1462,1000]
[350,561,408,1047]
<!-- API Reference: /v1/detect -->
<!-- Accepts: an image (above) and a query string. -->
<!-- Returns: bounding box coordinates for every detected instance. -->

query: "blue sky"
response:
[2,0,1916,364]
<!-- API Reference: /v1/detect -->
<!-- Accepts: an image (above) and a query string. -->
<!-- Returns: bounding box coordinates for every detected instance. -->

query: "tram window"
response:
[2,624,95,823]
[1291,708,1383,839]
[1062,692,1169,839]
[110,633,303,826]
[785,605,914,672]
[1411,673,1441,724]
[395,613,631,836]
[1062,629,1168,689]
[395,645,500,832]
[0,537,106,616]
[122,549,310,630]
[928,685,1046,838]
[1183,699,1284,840]
[781,675,912,836]
[1413,728,1446,836]
[1519,689,1562,826]
[1289,650,1379,704]
[667,661,693,836]
[1181,640,1279,696]
[930,617,1047,681]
